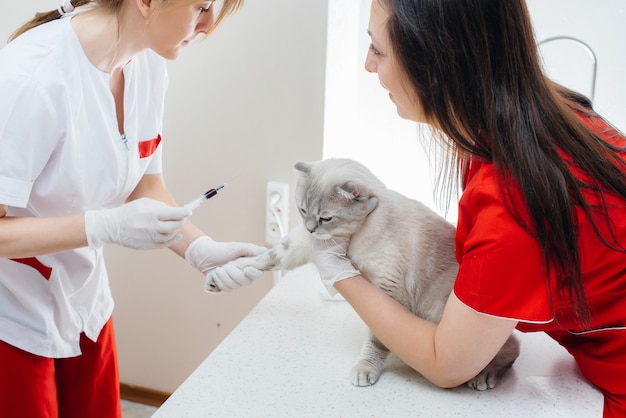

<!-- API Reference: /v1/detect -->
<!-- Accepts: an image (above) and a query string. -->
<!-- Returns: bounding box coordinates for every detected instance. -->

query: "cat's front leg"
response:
[225,247,277,272]
[350,333,390,387]
[465,333,520,390]
[224,224,314,273]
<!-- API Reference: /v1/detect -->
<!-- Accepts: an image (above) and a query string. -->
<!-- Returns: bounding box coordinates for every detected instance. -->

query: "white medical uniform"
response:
[0,15,167,358]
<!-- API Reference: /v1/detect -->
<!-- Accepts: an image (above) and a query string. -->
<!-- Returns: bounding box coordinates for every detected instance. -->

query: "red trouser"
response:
[0,317,121,418]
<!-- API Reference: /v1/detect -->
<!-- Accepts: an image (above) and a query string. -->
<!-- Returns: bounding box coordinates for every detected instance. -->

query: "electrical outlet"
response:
[265,181,290,245]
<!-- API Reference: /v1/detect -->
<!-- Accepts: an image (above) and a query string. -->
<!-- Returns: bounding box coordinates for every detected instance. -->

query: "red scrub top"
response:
[453,113,626,417]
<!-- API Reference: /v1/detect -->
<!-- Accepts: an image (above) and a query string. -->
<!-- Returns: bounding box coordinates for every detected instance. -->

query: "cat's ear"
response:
[337,182,359,200]
[294,162,312,175]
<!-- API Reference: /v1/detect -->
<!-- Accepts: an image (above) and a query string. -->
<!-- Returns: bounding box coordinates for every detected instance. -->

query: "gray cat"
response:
[219,158,519,390]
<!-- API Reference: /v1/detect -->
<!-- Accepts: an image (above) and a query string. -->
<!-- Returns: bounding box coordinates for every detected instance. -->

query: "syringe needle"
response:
[184,183,227,213]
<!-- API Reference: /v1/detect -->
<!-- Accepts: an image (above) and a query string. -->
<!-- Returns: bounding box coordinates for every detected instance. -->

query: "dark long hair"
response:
[382,0,626,327]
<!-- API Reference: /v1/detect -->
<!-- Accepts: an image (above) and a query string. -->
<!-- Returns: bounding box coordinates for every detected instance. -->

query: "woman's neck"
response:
[71,8,145,74]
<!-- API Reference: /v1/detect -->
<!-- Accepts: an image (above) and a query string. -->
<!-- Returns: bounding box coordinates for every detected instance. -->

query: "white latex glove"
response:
[184,236,266,293]
[85,198,190,250]
[312,236,360,296]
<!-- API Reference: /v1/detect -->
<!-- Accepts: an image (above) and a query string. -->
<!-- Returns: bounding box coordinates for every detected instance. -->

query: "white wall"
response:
[108,0,328,393]
[528,0,626,132]
[1,0,327,393]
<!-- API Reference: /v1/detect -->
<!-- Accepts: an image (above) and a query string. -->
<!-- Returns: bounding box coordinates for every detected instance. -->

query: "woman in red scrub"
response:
[312,1,626,416]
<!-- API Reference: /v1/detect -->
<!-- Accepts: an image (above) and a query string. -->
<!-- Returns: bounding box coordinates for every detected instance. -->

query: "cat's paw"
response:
[465,333,519,391]
[465,367,500,391]
[465,358,515,391]
[466,334,519,390]
[350,361,382,387]
[228,253,272,272]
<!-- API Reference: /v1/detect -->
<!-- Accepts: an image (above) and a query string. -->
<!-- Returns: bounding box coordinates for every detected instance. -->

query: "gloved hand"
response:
[85,198,190,250]
[184,235,266,293]
[312,236,360,296]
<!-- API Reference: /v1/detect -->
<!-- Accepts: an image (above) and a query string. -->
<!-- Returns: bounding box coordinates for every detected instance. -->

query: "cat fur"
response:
[225,158,520,390]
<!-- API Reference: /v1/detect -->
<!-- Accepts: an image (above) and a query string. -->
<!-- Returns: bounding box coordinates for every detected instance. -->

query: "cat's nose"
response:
[305,222,317,234]
[305,219,317,234]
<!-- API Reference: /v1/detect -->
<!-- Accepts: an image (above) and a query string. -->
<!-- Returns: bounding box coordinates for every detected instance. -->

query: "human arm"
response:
[0,173,211,258]
[129,174,265,289]
[0,197,188,258]
[0,196,187,257]
[126,173,203,255]
[0,204,88,258]
[313,236,518,388]
[334,276,517,388]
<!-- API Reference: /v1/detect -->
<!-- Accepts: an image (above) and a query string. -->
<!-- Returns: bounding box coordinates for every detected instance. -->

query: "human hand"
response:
[184,236,266,293]
[312,236,360,296]
[85,198,189,250]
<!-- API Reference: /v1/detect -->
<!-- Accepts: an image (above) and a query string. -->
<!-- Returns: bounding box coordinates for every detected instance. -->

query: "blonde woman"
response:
[0,1,262,416]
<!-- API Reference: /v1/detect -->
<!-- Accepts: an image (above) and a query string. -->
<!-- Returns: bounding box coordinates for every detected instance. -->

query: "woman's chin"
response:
[395,107,414,122]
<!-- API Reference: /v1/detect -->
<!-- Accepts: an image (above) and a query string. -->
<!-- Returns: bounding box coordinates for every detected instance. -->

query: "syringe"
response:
[184,183,227,213]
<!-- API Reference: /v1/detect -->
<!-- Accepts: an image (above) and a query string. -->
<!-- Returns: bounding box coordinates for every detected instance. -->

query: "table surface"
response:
[154,264,603,418]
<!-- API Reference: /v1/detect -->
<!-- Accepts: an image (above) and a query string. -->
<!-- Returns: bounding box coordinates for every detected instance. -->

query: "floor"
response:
[121,400,159,418]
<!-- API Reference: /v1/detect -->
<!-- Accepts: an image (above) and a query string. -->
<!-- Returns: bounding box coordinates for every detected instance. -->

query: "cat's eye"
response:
[299,208,307,215]
[320,216,333,223]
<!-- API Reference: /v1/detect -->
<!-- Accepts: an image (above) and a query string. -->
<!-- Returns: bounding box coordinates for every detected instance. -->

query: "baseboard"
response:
[120,383,171,407]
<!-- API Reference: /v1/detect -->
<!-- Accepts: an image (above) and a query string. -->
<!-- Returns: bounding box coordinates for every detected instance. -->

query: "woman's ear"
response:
[135,0,154,21]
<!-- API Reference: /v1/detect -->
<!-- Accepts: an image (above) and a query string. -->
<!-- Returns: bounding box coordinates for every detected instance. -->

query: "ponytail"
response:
[9,0,93,42]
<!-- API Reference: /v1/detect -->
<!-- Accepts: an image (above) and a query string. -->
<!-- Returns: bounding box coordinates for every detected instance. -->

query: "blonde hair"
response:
[9,0,244,42]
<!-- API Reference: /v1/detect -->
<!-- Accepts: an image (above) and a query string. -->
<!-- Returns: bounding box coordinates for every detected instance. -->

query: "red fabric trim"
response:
[9,257,52,280]
[138,134,162,158]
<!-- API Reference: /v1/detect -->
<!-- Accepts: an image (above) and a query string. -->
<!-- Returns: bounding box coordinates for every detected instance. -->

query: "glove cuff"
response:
[84,210,104,249]
[184,235,214,273]
[323,269,360,297]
